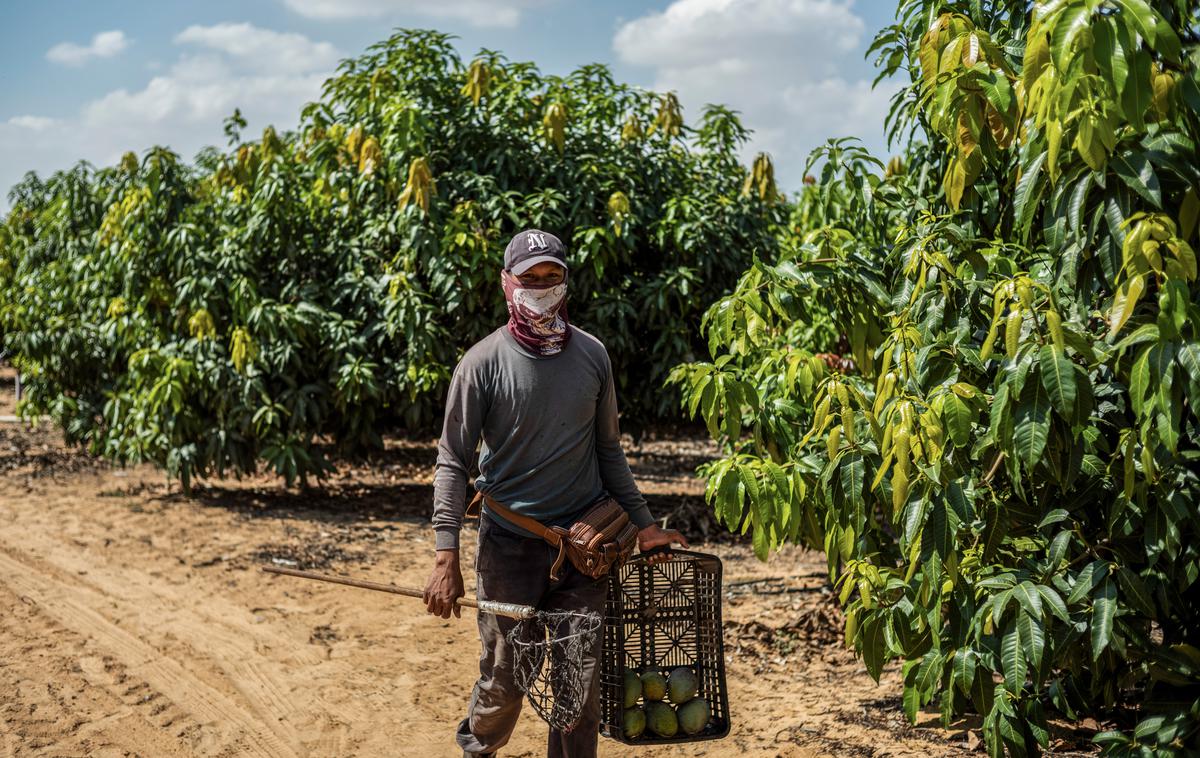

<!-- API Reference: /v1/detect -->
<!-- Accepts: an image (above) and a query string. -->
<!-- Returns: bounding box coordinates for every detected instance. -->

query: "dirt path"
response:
[0,420,986,758]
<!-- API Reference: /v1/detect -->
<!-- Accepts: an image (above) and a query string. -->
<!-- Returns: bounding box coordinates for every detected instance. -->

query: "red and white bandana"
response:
[501,269,571,356]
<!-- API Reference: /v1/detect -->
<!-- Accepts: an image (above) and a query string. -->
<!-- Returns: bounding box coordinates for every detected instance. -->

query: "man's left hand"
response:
[637,524,689,564]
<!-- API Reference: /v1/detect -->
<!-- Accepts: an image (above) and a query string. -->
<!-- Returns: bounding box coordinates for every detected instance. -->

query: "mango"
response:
[677,697,710,735]
[623,706,646,738]
[645,700,678,737]
[667,666,698,704]
[641,670,667,701]
[623,669,642,708]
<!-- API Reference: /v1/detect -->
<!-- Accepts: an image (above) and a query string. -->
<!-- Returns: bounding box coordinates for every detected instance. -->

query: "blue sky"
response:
[1,1,901,212]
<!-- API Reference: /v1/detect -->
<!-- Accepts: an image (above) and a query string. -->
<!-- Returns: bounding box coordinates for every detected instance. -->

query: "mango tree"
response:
[673,1,1200,754]
[0,30,786,487]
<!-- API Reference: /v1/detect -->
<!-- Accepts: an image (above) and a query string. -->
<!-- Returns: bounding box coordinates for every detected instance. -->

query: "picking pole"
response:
[261,565,536,620]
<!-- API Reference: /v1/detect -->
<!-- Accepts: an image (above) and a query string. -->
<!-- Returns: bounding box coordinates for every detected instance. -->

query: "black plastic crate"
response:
[599,549,730,745]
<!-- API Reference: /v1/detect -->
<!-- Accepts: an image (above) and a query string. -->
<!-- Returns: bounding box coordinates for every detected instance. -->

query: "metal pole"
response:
[260,565,536,620]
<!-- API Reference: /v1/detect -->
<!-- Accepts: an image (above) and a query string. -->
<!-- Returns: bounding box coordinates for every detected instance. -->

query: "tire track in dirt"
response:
[0,546,299,758]
[0,498,335,741]
[0,488,424,756]
[0,505,382,757]
[0,583,195,757]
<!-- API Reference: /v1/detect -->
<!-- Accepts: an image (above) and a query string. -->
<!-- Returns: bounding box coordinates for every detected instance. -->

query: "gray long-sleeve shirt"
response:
[431,324,655,550]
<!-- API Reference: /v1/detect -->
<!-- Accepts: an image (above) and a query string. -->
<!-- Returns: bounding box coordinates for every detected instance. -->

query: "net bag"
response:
[507,609,603,732]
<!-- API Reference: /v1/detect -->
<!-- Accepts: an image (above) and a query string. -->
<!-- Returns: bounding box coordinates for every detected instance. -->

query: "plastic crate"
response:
[599,549,730,745]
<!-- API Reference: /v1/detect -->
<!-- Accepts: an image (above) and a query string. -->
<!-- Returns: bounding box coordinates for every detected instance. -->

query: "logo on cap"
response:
[526,232,548,251]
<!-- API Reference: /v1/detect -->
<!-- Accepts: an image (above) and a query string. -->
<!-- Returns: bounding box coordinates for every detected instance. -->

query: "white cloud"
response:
[46,30,129,66]
[3,23,340,212]
[81,22,339,134]
[280,0,545,27]
[614,0,898,192]
[615,0,861,69]
[82,67,329,130]
[5,116,60,131]
[79,22,338,134]
[174,22,340,74]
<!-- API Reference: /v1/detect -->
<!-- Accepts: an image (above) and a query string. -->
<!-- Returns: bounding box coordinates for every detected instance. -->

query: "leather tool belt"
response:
[466,490,640,581]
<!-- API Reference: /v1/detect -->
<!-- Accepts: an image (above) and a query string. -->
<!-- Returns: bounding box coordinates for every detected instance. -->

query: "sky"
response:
[0,0,902,213]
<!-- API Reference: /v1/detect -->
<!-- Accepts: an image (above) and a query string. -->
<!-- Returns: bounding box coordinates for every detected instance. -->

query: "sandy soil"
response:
[0,375,1097,757]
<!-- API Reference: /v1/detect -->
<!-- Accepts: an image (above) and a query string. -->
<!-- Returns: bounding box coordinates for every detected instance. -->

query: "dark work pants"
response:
[455,513,608,757]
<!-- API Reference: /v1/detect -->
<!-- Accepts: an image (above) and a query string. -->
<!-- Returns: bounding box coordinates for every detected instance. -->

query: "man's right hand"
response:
[423,549,465,619]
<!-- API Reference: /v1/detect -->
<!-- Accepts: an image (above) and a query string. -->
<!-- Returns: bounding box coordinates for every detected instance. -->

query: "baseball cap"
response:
[504,229,569,275]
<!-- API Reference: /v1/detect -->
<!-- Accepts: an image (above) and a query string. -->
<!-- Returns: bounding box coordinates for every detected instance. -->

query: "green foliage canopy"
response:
[0,29,785,487]
[672,1,1200,754]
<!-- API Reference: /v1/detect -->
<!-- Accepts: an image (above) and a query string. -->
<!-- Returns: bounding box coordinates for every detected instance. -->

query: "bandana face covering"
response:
[501,269,571,356]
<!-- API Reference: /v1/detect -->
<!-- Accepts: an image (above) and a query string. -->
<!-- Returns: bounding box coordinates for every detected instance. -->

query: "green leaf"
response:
[716,462,743,527]
[766,460,789,503]
[989,381,1013,440]
[1038,345,1076,419]
[924,499,953,558]
[1091,577,1118,659]
[1116,566,1156,618]
[1050,3,1091,71]
[1111,151,1162,207]
[1038,509,1070,529]
[953,648,977,696]
[1147,332,1177,396]
[1114,0,1159,46]
[1018,611,1046,673]
[1069,560,1107,605]
[914,651,941,695]
[945,479,973,523]
[1013,379,1050,469]
[1044,530,1072,575]
[1181,187,1199,241]
[687,371,712,417]
[723,381,742,440]
[738,462,761,514]
[1108,274,1145,337]
[942,393,974,447]
[1094,18,1122,89]
[1066,172,1093,236]
[980,70,1014,116]
[752,514,770,561]
[1093,730,1132,748]
[700,378,720,438]
[1036,584,1070,622]
[1024,699,1051,748]
[1179,343,1200,410]
[992,587,1015,628]
[1120,48,1152,131]
[1002,621,1027,694]
[1113,322,1159,353]
[945,156,967,211]
[1014,150,1048,237]
[739,378,762,413]
[1129,345,1152,416]
[861,615,888,682]
[902,672,922,723]
[841,453,865,512]
[1013,581,1044,619]
[1177,342,1200,383]
[1105,188,1130,248]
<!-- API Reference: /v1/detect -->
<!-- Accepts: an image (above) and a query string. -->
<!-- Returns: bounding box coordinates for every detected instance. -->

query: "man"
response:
[423,228,688,757]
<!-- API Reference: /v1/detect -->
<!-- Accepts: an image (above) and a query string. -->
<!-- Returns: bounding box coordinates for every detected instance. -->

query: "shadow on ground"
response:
[156,480,436,524]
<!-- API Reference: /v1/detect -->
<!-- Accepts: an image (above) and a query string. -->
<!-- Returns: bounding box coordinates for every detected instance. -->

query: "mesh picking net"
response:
[506,609,603,732]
